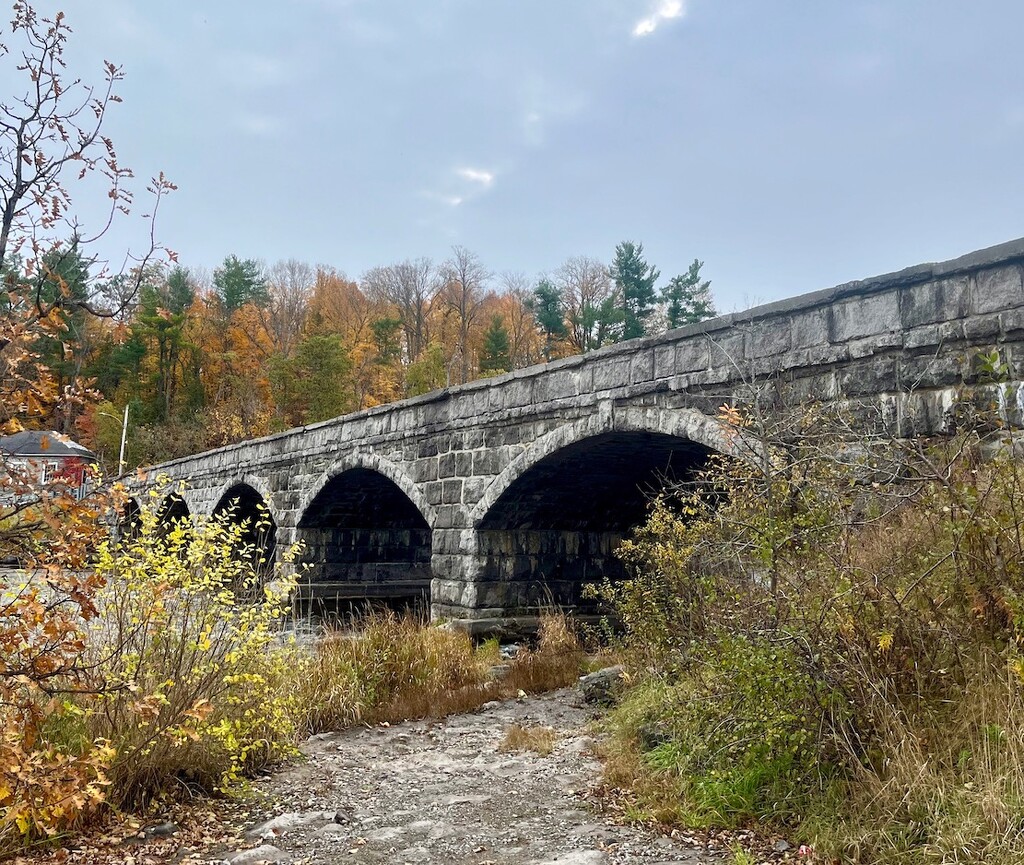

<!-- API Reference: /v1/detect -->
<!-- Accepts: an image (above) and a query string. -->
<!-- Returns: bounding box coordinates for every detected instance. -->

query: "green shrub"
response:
[597,404,1024,863]
[605,634,842,827]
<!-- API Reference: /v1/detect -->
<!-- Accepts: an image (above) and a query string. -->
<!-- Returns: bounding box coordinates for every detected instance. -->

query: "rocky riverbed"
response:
[214,688,713,865]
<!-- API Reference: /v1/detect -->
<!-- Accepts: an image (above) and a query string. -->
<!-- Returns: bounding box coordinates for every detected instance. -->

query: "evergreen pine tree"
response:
[663,259,716,329]
[213,255,269,312]
[528,279,567,360]
[610,241,660,341]
[480,315,511,374]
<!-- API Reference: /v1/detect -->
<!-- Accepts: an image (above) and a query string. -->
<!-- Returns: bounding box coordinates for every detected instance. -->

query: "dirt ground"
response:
[213,688,714,865]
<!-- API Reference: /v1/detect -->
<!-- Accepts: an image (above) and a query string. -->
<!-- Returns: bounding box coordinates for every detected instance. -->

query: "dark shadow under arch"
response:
[118,497,142,542]
[476,431,714,614]
[212,483,277,574]
[157,494,190,526]
[296,467,432,616]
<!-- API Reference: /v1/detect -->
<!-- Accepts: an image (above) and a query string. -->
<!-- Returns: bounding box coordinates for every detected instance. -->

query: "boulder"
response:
[579,665,625,706]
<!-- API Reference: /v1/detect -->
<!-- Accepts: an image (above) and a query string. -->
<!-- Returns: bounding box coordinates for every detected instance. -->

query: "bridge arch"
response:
[470,406,732,526]
[117,497,142,542]
[207,475,276,519]
[295,453,435,616]
[156,492,191,526]
[211,480,277,574]
[469,406,731,614]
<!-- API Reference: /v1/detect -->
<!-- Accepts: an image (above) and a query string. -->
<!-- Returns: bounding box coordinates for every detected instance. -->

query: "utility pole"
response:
[118,403,129,476]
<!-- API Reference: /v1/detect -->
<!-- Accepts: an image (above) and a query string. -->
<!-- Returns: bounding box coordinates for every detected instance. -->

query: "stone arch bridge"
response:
[140,239,1024,631]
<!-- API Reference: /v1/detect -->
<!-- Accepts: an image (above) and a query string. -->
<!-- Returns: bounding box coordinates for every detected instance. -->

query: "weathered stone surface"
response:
[222,844,288,864]
[974,265,1024,314]
[579,666,625,706]
[135,238,1024,629]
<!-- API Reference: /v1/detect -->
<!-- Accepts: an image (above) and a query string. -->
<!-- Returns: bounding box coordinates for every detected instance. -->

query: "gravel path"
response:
[220,688,713,865]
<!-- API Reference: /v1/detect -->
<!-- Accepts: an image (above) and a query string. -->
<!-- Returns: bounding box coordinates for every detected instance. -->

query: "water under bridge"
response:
[136,238,1024,631]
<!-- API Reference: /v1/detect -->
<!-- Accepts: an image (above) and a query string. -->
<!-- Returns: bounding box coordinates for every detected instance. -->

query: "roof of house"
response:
[0,430,95,460]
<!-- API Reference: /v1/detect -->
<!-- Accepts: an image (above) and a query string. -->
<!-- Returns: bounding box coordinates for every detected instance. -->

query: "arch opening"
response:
[296,467,432,618]
[157,494,190,527]
[476,431,715,614]
[118,498,142,543]
[212,483,277,574]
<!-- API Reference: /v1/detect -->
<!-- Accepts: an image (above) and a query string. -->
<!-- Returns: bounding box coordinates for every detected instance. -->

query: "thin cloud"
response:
[633,0,686,37]
[456,167,495,188]
[421,191,464,207]
[422,165,496,211]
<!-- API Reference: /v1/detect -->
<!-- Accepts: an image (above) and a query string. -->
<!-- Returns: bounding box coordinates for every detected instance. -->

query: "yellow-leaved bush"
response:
[84,481,300,806]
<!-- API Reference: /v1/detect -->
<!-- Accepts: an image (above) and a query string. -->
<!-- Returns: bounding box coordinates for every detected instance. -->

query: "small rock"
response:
[579,665,625,706]
[245,810,336,840]
[774,839,791,853]
[313,823,347,837]
[536,851,607,865]
[223,844,288,864]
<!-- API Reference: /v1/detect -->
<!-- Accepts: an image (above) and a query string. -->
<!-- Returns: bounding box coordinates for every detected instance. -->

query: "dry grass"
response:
[498,723,558,756]
[504,613,586,694]
[287,611,586,736]
[811,656,1024,865]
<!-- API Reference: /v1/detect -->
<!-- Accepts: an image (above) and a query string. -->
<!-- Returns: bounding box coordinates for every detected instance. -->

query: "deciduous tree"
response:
[439,246,490,384]
[555,255,614,353]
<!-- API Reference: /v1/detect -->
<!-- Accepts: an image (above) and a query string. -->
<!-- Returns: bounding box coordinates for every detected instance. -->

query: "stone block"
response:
[964,314,1002,341]
[414,457,438,482]
[899,353,965,390]
[436,503,463,526]
[1001,308,1024,337]
[903,323,942,350]
[837,356,898,397]
[441,479,463,504]
[784,371,837,402]
[709,330,745,369]
[472,449,500,476]
[438,452,456,478]
[675,336,710,373]
[534,369,578,402]
[790,306,830,349]
[592,357,631,392]
[898,390,954,437]
[462,476,486,505]
[848,331,903,359]
[653,343,676,379]
[974,265,1024,314]
[901,276,969,328]
[576,364,595,393]
[830,291,900,342]
[424,481,443,506]
[745,321,791,358]
[501,379,533,408]
[454,451,474,476]
[629,350,654,384]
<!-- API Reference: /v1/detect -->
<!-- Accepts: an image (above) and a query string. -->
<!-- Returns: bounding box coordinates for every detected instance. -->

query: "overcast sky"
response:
[16,1,1024,310]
